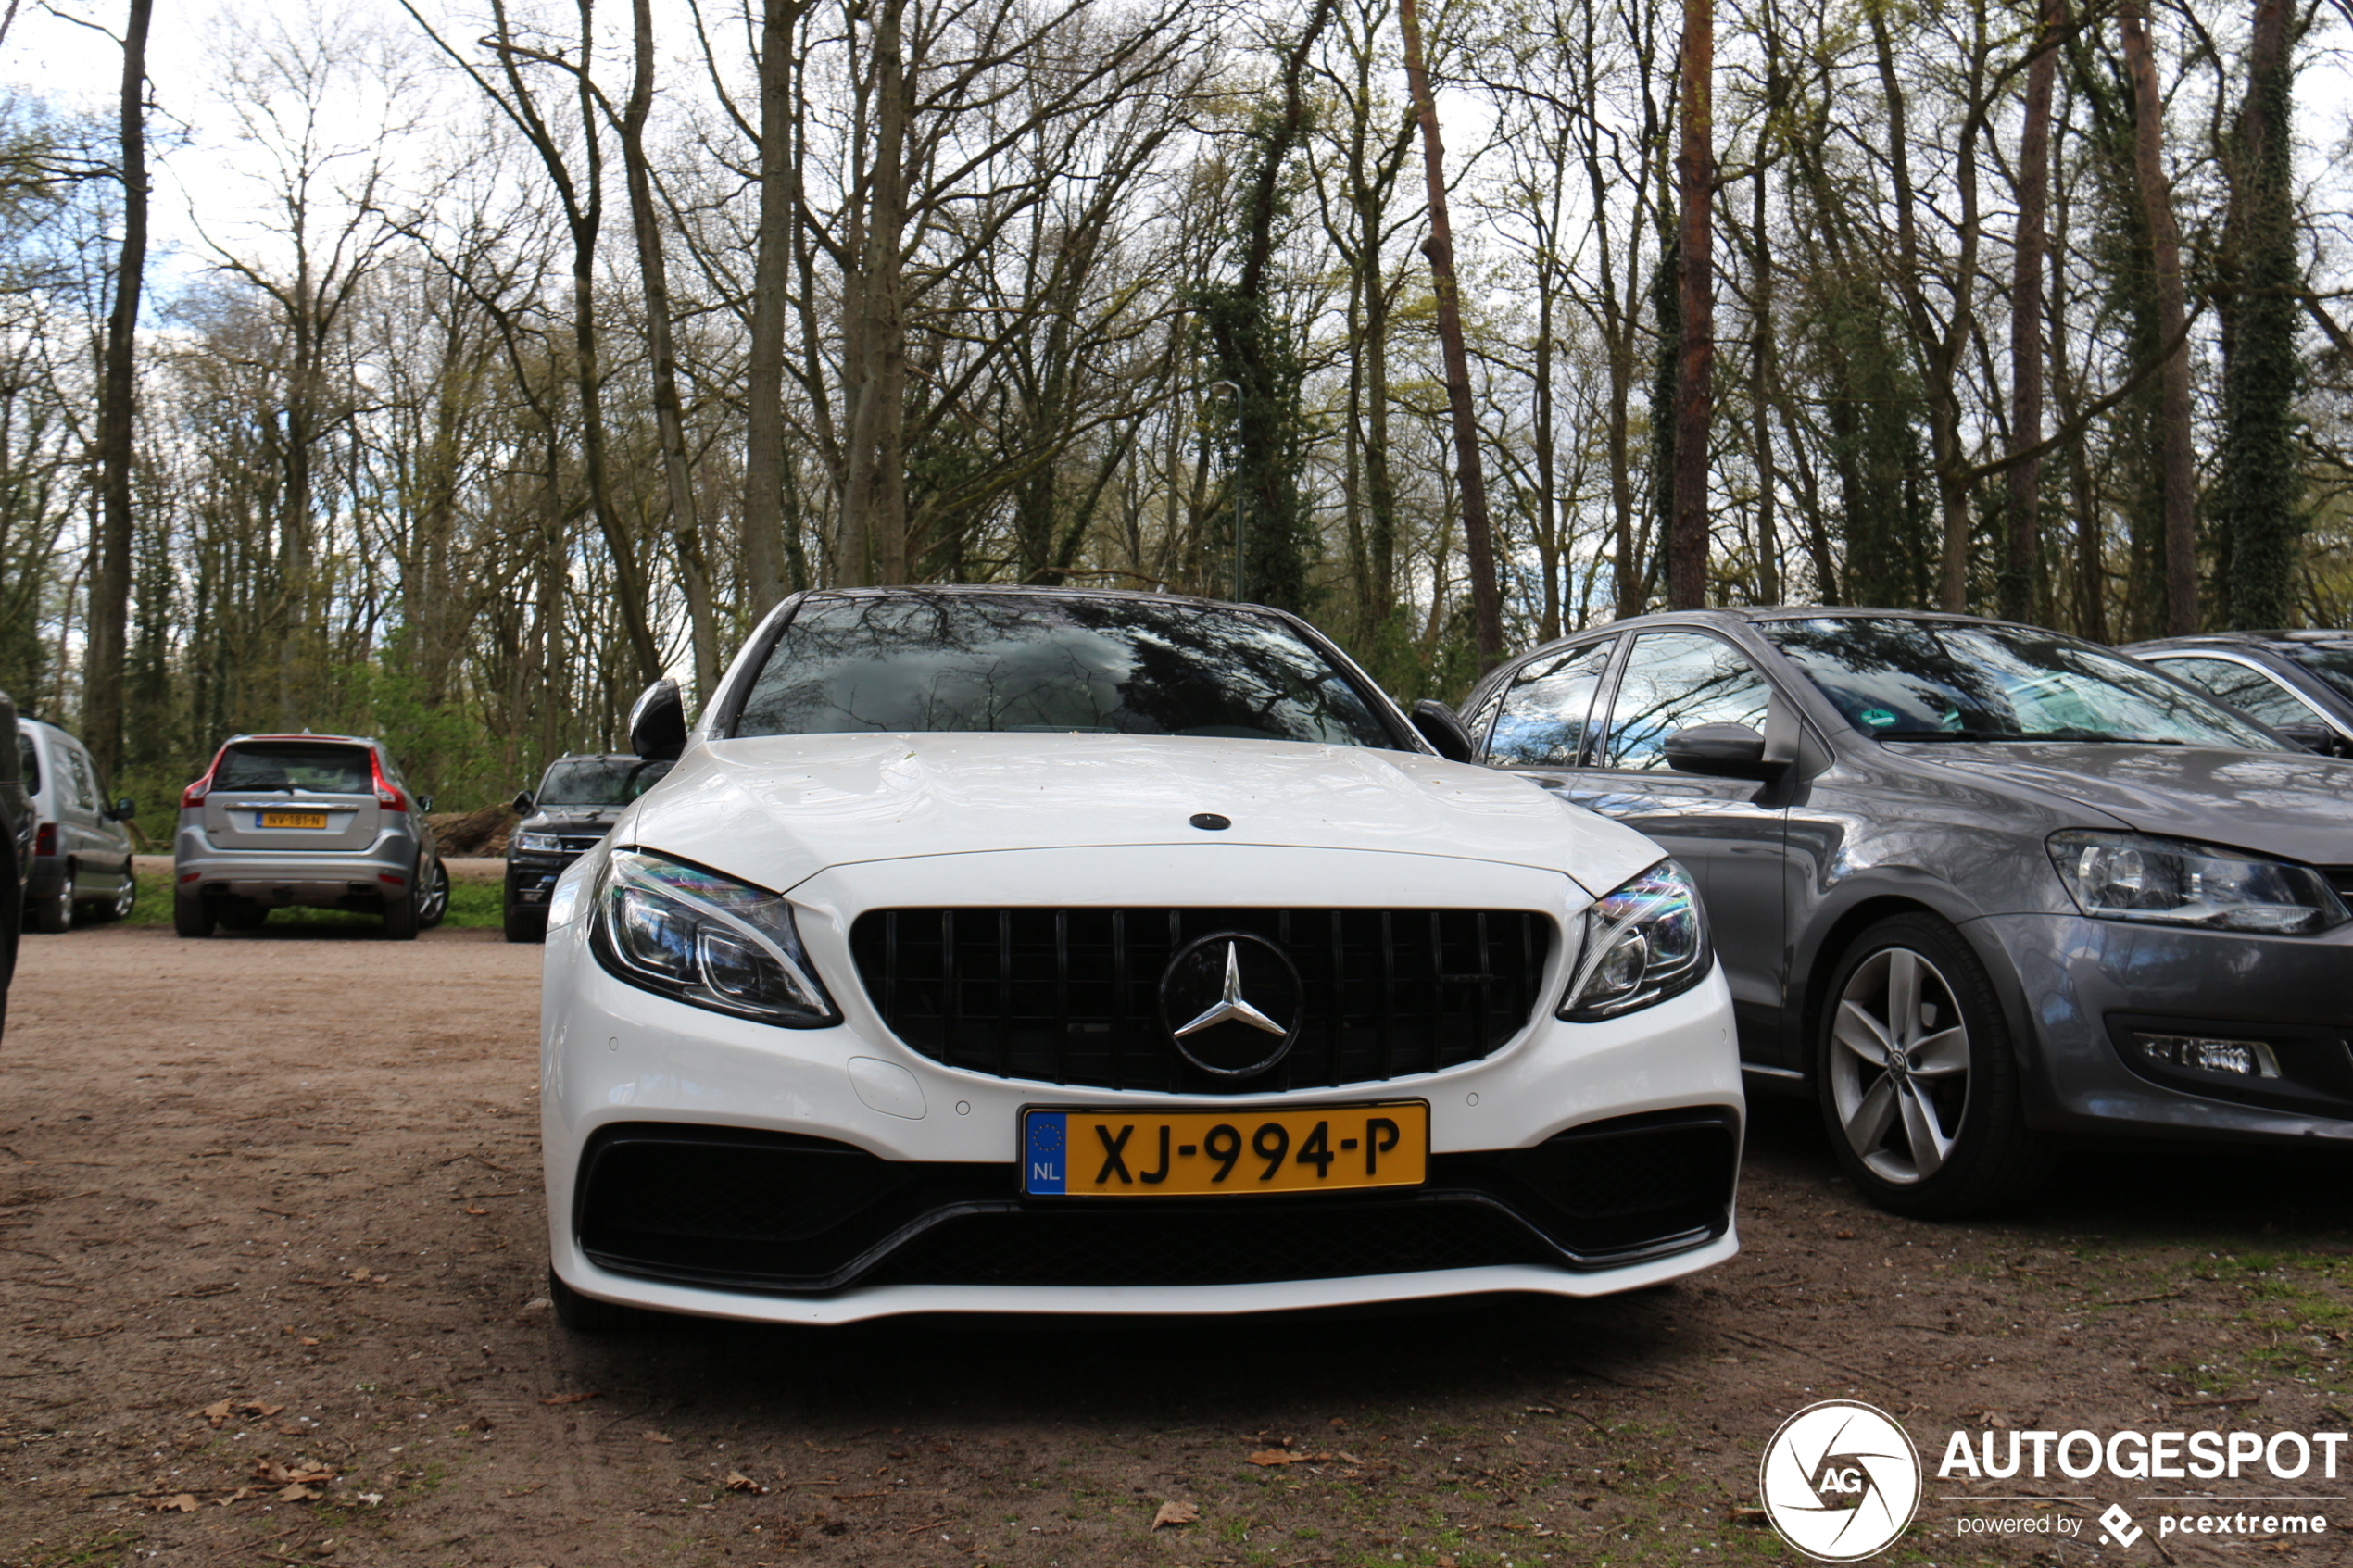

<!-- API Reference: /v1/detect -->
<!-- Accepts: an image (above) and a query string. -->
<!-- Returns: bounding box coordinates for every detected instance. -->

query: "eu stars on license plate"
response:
[1021,1101,1428,1197]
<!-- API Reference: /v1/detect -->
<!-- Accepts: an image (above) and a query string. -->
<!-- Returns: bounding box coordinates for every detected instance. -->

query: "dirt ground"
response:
[6,922,2353,1568]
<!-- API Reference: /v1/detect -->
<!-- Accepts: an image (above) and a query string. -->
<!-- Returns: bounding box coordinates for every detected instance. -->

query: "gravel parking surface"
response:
[6,922,2353,1566]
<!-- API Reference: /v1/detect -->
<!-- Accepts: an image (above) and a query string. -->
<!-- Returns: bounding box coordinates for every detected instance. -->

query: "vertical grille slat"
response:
[849,908,1550,1096]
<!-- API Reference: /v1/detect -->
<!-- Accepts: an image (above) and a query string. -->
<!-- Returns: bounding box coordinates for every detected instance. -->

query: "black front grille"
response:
[573,1110,1737,1294]
[849,908,1552,1094]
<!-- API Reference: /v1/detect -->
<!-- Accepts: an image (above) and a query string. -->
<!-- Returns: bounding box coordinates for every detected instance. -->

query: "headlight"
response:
[516,832,562,854]
[1558,859,1713,1021]
[589,848,839,1026]
[2048,830,2351,935]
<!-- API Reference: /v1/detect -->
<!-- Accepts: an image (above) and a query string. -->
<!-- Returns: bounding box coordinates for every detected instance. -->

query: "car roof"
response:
[2127,631,2353,653]
[220,733,380,748]
[1495,605,2044,667]
[790,583,1254,613]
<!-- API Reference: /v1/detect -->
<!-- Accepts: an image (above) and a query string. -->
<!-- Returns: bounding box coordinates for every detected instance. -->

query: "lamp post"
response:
[1207,378,1242,601]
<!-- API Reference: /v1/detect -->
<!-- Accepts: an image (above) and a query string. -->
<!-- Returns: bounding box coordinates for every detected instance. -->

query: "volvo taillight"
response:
[181,747,226,809]
[371,752,409,813]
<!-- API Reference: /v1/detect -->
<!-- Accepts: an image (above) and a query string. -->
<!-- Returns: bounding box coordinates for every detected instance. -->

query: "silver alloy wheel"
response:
[109,871,135,920]
[418,861,449,925]
[1827,946,1972,1185]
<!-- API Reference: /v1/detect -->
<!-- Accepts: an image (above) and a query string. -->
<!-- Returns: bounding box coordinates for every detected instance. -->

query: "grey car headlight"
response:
[589,848,839,1026]
[517,831,562,853]
[2049,830,2351,935]
[1558,859,1713,1021]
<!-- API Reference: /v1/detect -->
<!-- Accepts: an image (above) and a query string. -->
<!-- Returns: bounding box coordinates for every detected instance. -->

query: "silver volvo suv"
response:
[173,734,447,938]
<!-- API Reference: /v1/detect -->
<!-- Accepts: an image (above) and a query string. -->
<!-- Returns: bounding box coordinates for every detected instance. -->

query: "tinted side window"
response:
[1601,633,1773,771]
[16,734,35,797]
[2150,657,2321,730]
[1486,641,1616,767]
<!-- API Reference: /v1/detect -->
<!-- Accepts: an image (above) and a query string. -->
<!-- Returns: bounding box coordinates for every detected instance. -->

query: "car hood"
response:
[624,732,1664,899]
[523,807,623,834]
[1900,743,2353,866]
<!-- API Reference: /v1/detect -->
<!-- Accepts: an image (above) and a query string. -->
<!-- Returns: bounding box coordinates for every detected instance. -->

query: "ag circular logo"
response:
[1158,932,1302,1078]
[1758,1399,1921,1562]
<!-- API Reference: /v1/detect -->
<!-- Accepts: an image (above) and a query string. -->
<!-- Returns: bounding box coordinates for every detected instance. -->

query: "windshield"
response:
[537,757,673,807]
[215,742,375,793]
[1761,619,2281,748]
[733,594,1400,748]
[2287,646,2353,703]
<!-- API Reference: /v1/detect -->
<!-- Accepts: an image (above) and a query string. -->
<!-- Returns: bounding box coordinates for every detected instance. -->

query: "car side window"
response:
[1485,640,1617,767]
[1601,632,1773,772]
[2150,657,2323,730]
[65,747,96,811]
[16,734,35,797]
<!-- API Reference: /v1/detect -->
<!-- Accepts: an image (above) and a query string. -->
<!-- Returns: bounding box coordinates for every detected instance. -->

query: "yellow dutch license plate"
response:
[1021,1101,1428,1198]
[259,811,328,829]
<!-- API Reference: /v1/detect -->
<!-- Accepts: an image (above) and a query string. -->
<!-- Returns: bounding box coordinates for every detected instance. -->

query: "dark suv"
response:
[503,753,673,942]
[2125,632,2353,758]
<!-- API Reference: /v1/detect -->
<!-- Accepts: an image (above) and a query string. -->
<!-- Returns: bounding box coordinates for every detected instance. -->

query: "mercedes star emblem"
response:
[1158,932,1303,1078]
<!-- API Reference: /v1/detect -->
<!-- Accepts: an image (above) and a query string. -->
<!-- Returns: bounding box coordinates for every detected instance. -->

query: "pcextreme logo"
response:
[1758,1399,1924,1562]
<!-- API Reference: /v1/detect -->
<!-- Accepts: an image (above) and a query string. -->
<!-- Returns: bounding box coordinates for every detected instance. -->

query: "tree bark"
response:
[623,0,719,701]
[82,0,151,784]
[742,0,803,611]
[2000,0,2060,624]
[2219,0,2301,628]
[1667,0,1712,609]
[835,0,910,588]
[2117,0,2199,634]
[1398,0,1502,659]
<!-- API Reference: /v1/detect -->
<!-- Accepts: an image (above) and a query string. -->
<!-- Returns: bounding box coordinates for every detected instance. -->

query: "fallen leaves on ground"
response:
[1248,1449,1353,1466]
[540,1390,600,1405]
[253,1458,336,1488]
[1150,1499,1199,1530]
[196,1398,284,1428]
[725,1471,770,1494]
[152,1494,199,1513]
[644,1430,674,1444]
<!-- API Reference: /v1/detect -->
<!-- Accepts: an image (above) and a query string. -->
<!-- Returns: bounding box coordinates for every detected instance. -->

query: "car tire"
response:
[418,859,450,930]
[1815,912,2052,1218]
[547,1267,648,1332]
[383,859,422,941]
[172,888,216,938]
[31,869,73,934]
[96,862,135,922]
[503,900,547,944]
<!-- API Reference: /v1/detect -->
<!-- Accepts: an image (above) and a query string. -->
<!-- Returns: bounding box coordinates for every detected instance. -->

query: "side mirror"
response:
[629,678,688,761]
[2272,722,2338,757]
[1410,699,1475,763]
[511,791,535,815]
[111,797,135,821]
[1663,722,1778,778]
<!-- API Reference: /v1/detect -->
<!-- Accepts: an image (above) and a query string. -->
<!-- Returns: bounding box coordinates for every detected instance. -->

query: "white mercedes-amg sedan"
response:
[538,587,1742,1328]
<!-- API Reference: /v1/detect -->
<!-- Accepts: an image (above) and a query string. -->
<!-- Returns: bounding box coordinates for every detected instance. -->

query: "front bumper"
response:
[1972,910,2353,1140]
[506,852,580,906]
[541,845,1744,1323]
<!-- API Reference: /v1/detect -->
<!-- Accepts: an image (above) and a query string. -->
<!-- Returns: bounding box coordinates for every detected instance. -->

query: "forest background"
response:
[2,0,2349,830]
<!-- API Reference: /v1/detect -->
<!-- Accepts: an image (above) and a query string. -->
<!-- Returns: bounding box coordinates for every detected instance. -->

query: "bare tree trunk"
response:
[622,0,718,701]
[1397,0,1502,659]
[1748,163,1779,603]
[835,0,909,588]
[2001,0,2060,624]
[82,0,151,783]
[2118,0,2198,634]
[742,0,802,610]
[1667,0,1712,609]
